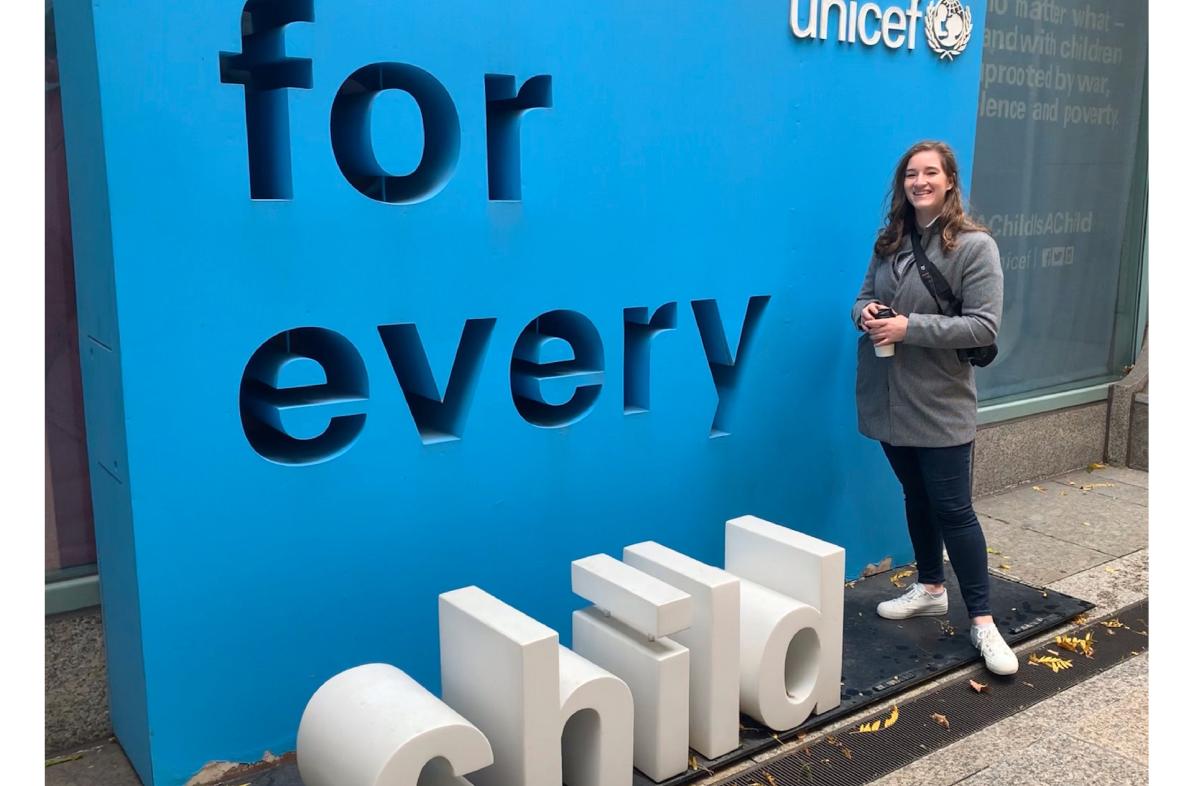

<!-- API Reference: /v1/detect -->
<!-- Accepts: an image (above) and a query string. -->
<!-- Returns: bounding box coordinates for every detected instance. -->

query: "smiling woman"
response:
[850,140,1017,678]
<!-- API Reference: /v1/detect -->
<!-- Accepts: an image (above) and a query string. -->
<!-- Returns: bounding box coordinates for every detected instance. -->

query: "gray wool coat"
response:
[851,227,1003,448]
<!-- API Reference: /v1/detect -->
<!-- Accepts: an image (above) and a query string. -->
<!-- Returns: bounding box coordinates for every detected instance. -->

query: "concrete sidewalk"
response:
[701,463,1150,786]
[45,465,1149,786]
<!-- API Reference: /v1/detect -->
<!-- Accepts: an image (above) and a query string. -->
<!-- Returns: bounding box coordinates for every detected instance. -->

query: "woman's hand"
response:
[864,313,909,346]
[858,301,883,329]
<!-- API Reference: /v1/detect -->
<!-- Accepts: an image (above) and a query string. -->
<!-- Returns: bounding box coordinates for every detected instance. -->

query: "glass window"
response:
[969,0,1148,404]
[46,4,98,578]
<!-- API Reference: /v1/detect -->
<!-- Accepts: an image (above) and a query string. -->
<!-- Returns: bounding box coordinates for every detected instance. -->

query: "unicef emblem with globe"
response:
[925,0,973,60]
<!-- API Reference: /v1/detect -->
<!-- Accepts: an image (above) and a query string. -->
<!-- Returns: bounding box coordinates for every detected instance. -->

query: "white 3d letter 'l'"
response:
[622,541,741,759]
[297,663,493,786]
[725,516,845,730]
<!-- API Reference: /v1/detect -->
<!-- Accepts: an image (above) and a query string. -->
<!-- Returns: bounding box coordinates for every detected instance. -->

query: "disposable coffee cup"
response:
[872,307,896,358]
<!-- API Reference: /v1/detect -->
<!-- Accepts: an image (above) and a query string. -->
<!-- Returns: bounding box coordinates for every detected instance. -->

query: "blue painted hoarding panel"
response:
[55,1,987,783]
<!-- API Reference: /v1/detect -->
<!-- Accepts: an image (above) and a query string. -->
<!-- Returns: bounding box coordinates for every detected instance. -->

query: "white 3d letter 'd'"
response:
[725,516,845,729]
[622,541,741,759]
[297,663,493,786]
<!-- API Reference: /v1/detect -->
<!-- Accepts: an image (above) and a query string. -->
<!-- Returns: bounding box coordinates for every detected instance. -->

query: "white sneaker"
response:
[971,624,1019,675]
[876,583,949,620]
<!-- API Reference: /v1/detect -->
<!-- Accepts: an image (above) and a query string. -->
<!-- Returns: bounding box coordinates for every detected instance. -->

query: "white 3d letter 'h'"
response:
[439,586,634,786]
[725,515,845,731]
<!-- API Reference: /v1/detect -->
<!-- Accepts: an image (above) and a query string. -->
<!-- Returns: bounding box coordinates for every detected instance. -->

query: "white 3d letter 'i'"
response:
[570,554,694,782]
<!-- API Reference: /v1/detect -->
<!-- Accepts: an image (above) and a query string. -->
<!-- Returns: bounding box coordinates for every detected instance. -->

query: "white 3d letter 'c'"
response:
[297,663,493,786]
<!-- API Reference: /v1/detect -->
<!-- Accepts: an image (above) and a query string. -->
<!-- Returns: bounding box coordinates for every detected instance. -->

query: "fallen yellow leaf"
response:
[931,712,950,730]
[1031,485,1047,493]
[1072,613,1089,625]
[986,547,1001,555]
[1055,632,1095,658]
[856,705,899,733]
[1087,462,1107,471]
[969,679,989,693]
[1101,619,1125,629]
[761,769,779,786]
[1028,652,1073,672]
[890,569,915,588]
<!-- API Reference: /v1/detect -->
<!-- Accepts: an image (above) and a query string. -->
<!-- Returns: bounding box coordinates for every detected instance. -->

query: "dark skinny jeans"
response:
[880,441,991,618]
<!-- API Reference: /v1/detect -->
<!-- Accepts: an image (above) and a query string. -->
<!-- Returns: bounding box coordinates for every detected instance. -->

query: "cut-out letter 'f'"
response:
[220,1,315,199]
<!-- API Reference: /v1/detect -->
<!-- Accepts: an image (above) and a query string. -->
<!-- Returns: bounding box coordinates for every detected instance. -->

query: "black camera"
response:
[873,306,895,320]
[959,344,998,367]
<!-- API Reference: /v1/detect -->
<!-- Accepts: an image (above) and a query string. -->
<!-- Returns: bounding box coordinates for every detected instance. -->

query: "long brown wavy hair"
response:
[873,140,988,258]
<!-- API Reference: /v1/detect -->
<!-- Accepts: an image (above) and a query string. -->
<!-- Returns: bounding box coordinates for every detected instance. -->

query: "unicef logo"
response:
[925,0,973,60]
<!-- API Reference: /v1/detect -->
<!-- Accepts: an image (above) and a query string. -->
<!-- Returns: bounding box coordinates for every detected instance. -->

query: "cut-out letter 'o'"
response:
[330,62,461,203]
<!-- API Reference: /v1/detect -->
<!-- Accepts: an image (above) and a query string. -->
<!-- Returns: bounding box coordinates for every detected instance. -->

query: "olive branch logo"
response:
[925,0,973,61]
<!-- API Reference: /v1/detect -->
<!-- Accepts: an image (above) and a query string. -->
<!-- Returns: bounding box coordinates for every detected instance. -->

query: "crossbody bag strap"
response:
[909,226,964,317]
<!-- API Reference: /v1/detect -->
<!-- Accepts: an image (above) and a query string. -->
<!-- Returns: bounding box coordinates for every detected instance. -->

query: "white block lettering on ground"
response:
[558,644,635,786]
[622,541,742,759]
[572,554,694,639]
[439,587,561,786]
[571,554,694,782]
[296,663,494,786]
[572,608,691,782]
[735,579,824,730]
[725,516,845,726]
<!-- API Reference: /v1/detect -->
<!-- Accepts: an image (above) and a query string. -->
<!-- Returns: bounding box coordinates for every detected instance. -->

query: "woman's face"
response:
[903,150,953,218]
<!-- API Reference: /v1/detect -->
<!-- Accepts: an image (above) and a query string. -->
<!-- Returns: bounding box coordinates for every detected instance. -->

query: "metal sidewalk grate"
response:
[719,600,1149,786]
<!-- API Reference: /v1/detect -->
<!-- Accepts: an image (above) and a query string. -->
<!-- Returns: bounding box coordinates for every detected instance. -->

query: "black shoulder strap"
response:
[910,227,964,317]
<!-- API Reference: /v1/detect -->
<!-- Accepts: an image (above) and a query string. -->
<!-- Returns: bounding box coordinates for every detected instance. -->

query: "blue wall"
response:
[55,2,987,784]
